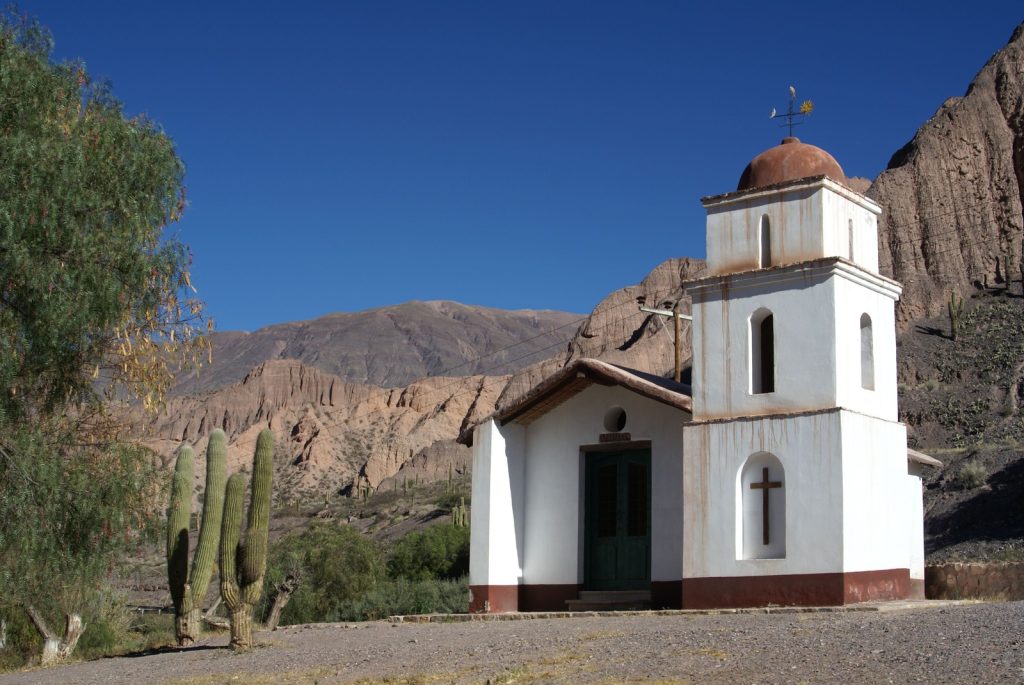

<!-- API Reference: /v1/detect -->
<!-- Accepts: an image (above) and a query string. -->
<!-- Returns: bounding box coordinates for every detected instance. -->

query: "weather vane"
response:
[770,85,814,137]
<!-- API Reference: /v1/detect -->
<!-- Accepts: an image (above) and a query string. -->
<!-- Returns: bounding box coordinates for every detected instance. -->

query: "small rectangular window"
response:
[860,314,874,390]
[758,216,771,268]
[751,311,775,394]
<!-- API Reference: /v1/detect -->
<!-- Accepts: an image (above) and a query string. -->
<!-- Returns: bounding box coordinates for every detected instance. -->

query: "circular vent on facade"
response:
[603,406,627,432]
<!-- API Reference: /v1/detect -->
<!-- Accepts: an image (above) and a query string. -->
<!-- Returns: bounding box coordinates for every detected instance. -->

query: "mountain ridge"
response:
[175,299,582,394]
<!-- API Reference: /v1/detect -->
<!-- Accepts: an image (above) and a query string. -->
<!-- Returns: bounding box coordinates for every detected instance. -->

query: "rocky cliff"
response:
[146,261,705,503]
[871,23,1024,328]
[144,359,508,501]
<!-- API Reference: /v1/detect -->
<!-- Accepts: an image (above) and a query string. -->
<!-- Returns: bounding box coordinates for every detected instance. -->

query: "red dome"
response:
[737,137,846,191]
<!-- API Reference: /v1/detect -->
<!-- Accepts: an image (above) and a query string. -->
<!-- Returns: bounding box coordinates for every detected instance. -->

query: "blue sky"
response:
[22,2,1024,331]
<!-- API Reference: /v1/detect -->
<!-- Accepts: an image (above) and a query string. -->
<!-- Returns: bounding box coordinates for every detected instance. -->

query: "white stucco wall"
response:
[507,384,687,586]
[832,269,900,421]
[907,463,926,583]
[470,385,688,591]
[689,267,838,420]
[689,263,900,423]
[821,186,879,272]
[703,179,880,276]
[839,411,910,573]
[683,409,913,580]
[683,411,845,579]
[469,419,525,587]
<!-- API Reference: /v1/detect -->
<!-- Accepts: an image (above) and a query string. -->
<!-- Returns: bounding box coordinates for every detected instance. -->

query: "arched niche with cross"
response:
[738,452,786,560]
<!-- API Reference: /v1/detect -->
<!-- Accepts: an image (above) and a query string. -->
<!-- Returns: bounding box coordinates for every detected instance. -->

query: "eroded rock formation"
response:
[146,259,704,502]
[143,359,507,501]
[871,23,1024,328]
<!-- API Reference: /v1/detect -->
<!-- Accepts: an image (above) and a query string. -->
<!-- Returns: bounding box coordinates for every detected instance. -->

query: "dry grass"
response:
[169,669,466,685]
[165,668,334,685]
[580,630,625,641]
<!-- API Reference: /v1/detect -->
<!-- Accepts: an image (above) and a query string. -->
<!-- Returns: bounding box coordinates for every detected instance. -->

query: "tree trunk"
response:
[228,604,253,652]
[25,605,84,666]
[202,614,230,630]
[175,607,200,647]
[264,575,299,631]
[201,596,230,630]
[0,617,6,649]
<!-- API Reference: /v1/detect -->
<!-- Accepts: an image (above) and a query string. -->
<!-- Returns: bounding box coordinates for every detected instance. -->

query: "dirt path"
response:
[2,602,1022,684]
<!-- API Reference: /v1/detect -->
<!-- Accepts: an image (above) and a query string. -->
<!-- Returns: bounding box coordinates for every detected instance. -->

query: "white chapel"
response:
[462,136,939,612]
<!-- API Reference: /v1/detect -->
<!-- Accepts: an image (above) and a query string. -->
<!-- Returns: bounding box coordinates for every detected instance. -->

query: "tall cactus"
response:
[948,291,964,341]
[166,430,227,646]
[166,446,193,632]
[220,429,273,651]
[452,497,469,528]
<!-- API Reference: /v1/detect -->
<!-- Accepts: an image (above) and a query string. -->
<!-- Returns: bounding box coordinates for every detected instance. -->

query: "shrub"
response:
[129,614,177,652]
[75,617,123,660]
[337,578,469,621]
[956,460,987,489]
[0,594,173,671]
[262,522,384,626]
[434,492,463,512]
[434,490,470,511]
[387,525,470,582]
[0,610,36,671]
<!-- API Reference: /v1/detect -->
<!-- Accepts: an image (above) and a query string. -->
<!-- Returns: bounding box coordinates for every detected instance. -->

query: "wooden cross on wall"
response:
[750,467,782,545]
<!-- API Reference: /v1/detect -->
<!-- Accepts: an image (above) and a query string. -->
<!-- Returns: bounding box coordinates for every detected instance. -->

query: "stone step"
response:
[566,590,652,611]
[565,599,652,611]
[578,590,651,602]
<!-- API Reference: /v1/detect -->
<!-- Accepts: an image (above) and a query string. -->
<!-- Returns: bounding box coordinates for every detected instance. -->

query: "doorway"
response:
[584,449,651,590]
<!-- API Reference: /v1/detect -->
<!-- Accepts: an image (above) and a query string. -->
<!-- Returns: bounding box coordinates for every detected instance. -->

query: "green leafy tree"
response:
[336,577,469,622]
[387,525,470,582]
[262,523,384,626]
[0,419,162,664]
[0,11,206,665]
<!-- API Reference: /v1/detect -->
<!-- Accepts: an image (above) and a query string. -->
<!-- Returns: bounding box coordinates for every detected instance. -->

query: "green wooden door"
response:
[584,450,651,590]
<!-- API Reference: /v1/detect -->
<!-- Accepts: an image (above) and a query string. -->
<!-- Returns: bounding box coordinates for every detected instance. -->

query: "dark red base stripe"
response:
[682,568,910,609]
[844,568,911,603]
[469,585,518,613]
[651,580,683,609]
[519,584,582,612]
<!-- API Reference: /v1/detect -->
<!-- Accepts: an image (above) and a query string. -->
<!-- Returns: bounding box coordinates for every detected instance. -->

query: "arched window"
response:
[737,452,786,560]
[758,215,771,268]
[750,308,775,394]
[848,219,855,261]
[860,313,874,390]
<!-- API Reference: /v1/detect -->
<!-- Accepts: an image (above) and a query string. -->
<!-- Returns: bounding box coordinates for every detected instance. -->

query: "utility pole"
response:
[638,300,692,383]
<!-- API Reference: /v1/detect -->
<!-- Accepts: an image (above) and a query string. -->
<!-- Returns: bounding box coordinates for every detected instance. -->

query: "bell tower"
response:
[680,136,916,608]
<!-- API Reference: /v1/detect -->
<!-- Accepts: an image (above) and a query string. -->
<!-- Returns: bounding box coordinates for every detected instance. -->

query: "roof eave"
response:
[908,448,943,468]
[457,358,692,447]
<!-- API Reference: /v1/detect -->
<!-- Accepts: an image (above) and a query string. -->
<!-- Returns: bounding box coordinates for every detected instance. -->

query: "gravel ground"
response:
[2,602,1022,684]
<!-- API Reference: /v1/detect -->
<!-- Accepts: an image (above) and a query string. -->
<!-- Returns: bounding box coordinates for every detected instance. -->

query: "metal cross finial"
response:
[769,85,814,137]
